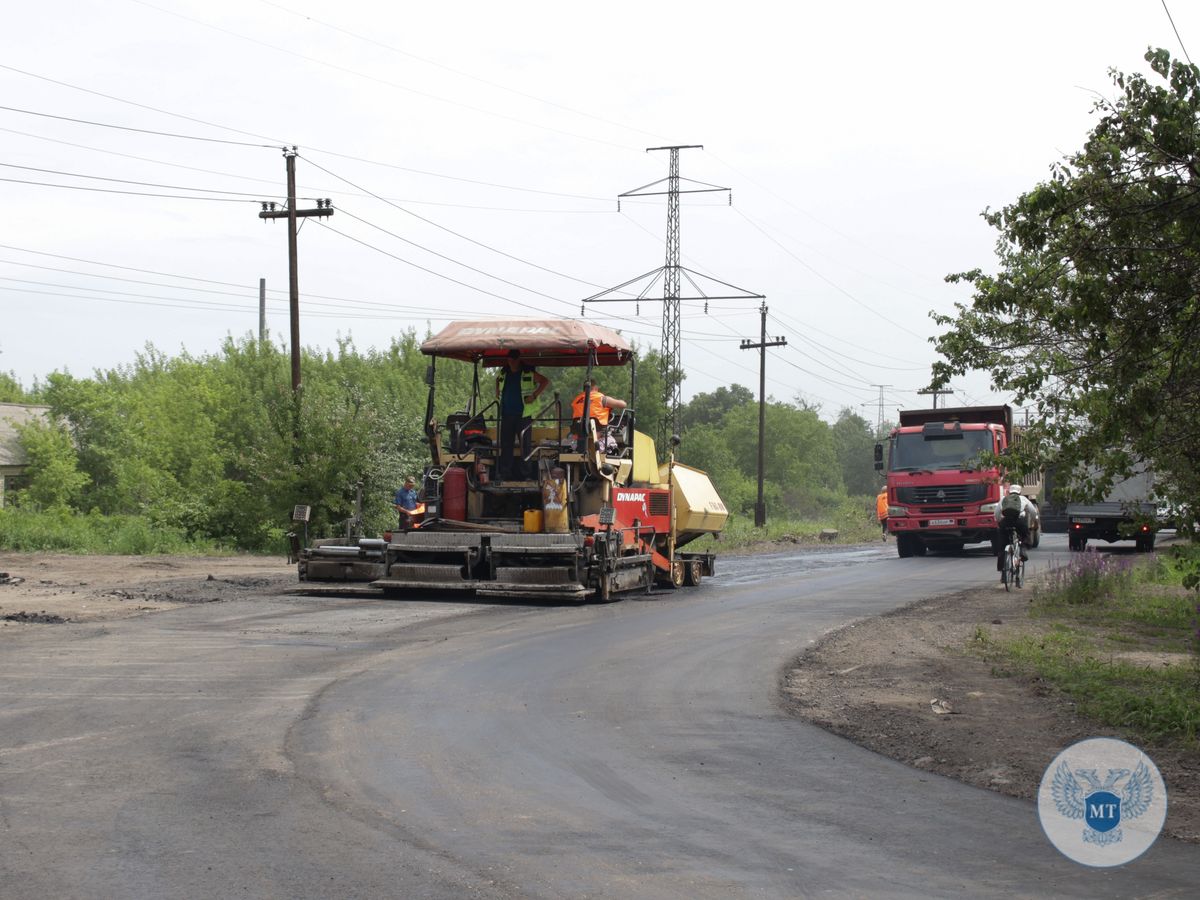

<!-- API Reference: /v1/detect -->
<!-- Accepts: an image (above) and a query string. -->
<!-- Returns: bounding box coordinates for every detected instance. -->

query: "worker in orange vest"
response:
[876,488,888,539]
[571,377,626,449]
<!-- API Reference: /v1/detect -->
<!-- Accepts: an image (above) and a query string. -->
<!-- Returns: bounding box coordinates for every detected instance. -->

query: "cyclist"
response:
[994,484,1034,572]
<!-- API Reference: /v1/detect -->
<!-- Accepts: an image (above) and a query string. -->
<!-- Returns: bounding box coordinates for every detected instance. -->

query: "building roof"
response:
[0,403,50,468]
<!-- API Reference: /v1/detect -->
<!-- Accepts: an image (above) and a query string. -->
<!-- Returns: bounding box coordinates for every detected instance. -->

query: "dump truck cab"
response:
[298,319,727,601]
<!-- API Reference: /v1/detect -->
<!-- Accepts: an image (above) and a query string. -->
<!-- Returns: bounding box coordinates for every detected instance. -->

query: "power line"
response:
[0,243,269,289]
[705,148,944,287]
[0,176,257,203]
[0,283,471,322]
[0,68,620,203]
[0,161,284,199]
[298,159,689,339]
[299,153,619,290]
[325,206,661,334]
[252,0,667,143]
[732,206,928,339]
[0,103,277,148]
[767,313,929,373]
[334,207,573,305]
[129,0,640,153]
[0,260,443,315]
[0,125,612,213]
[774,351,878,401]
[768,306,929,369]
[1161,0,1195,65]
[0,242,663,340]
[315,218,602,321]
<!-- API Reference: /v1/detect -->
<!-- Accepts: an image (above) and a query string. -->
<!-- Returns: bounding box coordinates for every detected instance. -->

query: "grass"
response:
[0,507,230,555]
[688,497,881,553]
[974,546,1200,746]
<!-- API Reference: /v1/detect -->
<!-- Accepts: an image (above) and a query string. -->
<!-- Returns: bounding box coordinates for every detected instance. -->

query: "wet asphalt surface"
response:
[1,535,1197,898]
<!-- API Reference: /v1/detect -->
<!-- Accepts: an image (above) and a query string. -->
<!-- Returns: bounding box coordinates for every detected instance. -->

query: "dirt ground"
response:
[3,549,1197,845]
[0,551,296,627]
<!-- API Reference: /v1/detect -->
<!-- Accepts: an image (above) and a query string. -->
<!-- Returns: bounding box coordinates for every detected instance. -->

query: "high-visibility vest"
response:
[571,390,610,426]
[496,369,539,417]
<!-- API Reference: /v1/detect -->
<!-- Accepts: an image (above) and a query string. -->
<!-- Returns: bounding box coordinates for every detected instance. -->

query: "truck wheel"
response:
[897,534,915,558]
[1136,534,1155,553]
[683,559,703,587]
[1029,524,1041,549]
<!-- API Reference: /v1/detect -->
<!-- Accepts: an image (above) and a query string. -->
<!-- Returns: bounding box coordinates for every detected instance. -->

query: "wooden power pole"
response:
[918,386,955,409]
[258,147,333,393]
[739,303,786,528]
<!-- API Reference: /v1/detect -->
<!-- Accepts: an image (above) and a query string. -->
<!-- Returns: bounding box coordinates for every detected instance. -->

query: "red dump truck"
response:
[875,405,1040,558]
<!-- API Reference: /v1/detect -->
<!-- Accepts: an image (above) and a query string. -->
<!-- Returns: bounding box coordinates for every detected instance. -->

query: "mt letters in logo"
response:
[1037,737,1167,866]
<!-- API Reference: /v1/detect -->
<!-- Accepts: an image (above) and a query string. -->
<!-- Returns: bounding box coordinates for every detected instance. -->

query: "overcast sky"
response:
[3,0,1195,424]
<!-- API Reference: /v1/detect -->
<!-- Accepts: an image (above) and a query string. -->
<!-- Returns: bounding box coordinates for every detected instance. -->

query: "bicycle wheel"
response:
[1014,555,1024,588]
[1002,547,1012,591]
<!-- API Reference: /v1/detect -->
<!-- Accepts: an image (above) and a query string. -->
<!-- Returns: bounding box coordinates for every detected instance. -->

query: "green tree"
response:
[15,419,90,509]
[0,371,29,403]
[721,400,842,516]
[830,408,880,496]
[680,384,754,430]
[932,49,1200,511]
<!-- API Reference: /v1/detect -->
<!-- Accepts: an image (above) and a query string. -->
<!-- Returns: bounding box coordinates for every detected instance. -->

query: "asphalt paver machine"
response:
[297,319,727,602]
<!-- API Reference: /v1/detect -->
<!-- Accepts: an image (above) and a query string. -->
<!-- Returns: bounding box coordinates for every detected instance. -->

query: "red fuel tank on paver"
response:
[442,466,467,521]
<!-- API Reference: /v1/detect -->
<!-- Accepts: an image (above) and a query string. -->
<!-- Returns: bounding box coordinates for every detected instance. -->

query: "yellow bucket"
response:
[523,509,544,533]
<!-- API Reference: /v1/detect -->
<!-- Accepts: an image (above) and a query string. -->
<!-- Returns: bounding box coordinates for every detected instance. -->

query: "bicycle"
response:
[1000,526,1024,591]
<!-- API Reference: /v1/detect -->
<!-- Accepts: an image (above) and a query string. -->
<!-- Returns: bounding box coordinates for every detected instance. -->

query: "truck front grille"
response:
[897,484,986,505]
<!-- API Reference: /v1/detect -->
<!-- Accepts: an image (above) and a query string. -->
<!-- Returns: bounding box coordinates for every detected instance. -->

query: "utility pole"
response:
[739,303,786,528]
[870,384,891,438]
[258,147,333,393]
[258,278,267,344]
[918,386,955,409]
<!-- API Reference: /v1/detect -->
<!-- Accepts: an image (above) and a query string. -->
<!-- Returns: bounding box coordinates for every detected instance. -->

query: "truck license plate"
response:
[1073,517,1096,523]
[930,518,955,526]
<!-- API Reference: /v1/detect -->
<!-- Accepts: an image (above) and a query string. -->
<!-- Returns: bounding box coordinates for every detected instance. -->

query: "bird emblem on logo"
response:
[1052,760,1155,847]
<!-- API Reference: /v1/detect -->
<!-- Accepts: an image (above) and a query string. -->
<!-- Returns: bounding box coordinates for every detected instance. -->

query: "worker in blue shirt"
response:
[394,477,423,529]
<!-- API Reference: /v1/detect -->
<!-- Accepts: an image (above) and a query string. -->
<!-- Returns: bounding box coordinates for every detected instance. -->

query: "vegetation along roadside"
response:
[971,545,1200,748]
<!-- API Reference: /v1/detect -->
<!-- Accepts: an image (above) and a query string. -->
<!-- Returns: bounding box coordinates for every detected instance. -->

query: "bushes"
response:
[0,507,223,555]
[5,332,876,553]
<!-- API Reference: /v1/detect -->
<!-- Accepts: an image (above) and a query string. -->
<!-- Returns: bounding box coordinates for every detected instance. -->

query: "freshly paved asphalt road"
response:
[2,535,1197,898]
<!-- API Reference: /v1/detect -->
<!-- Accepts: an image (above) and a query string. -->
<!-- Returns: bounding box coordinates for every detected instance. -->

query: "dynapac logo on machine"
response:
[616,492,647,503]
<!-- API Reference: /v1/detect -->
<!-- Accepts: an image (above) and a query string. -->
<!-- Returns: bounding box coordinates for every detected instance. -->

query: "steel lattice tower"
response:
[661,147,684,444]
[583,145,761,450]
